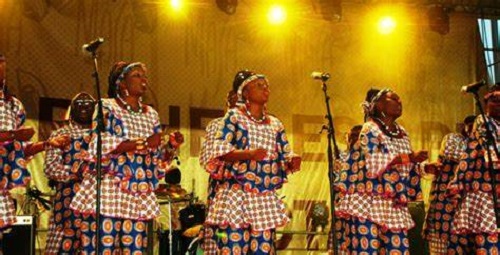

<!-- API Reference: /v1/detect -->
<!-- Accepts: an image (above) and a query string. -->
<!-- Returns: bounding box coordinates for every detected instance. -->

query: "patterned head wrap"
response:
[114,62,146,89]
[236,74,268,104]
[361,88,392,117]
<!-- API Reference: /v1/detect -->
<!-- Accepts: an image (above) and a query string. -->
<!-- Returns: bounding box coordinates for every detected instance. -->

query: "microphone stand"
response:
[168,196,173,255]
[88,49,105,252]
[471,89,500,227]
[319,77,340,255]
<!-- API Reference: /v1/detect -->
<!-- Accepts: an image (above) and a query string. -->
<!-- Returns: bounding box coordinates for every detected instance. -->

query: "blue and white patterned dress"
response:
[199,116,224,255]
[203,108,296,254]
[336,120,422,254]
[0,91,30,230]
[448,115,500,254]
[423,133,465,254]
[44,123,91,254]
[70,98,164,254]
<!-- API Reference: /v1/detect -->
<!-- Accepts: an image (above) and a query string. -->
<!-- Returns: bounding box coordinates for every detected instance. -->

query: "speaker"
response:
[2,216,36,255]
[408,201,429,255]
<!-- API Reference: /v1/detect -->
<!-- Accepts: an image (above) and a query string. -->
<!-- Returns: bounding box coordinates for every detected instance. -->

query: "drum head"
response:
[182,224,203,238]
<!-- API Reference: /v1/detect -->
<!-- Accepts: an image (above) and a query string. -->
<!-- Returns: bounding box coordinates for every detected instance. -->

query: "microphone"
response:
[461,79,486,93]
[82,37,105,53]
[311,71,330,81]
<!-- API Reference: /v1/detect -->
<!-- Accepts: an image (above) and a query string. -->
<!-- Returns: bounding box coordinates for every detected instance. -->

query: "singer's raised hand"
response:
[168,131,184,149]
[146,133,163,148]
[287,155,302,173]
[13,127,35,141]
[424,162,441,175]
[410,150,429,163]
[47,134,71,149]
[250,148,268,161]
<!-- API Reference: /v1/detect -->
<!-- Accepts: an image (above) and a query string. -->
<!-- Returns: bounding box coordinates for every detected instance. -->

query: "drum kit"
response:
[155,168,206,255]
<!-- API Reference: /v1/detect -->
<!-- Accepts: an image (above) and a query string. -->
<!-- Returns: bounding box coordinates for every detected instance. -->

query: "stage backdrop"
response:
[0,0,485,253]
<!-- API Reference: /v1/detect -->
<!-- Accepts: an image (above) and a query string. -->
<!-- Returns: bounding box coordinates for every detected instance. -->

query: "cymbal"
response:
[182,224,202,238]
[155,191,186,198]
[157,196,192,204]
[155,184,188,199]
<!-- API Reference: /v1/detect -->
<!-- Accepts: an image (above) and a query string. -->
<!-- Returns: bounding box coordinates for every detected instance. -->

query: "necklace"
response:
[0,82,5,98]
[117,96,143,115]
[374,117,401,137]
[0,84,6,101]
[245,108,266,123]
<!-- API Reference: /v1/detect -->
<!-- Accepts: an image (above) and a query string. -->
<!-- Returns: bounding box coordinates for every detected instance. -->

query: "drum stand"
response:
[158,194,193,255]
[157,195,174,255]
[167,196,173,255]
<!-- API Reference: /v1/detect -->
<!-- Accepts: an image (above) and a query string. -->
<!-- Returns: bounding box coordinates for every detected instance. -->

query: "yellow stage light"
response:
[378,16,396,35]
[268,5,286,25]
[250,2,300,39]
[160,0,188,18]
[170,0,183,12]
[361,5,415,78]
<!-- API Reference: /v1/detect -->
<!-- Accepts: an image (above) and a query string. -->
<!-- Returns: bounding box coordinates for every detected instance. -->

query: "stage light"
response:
[378,16,396,35]
[268,5,286,25]
[428,5,449,35]
[216,0,238,15]
[160,0,188,18]
[170,0,183,12]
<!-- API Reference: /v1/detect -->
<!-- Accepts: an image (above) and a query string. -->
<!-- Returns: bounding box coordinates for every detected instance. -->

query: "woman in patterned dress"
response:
[0,53,69,254]
[423,115,474,254]
[329,124,362,255]
[336,88,428,254]
[44,92,95,254]
[202,70,301,254]
[448,86,500,254]
[70,61,182,254]
[199,90,238,254]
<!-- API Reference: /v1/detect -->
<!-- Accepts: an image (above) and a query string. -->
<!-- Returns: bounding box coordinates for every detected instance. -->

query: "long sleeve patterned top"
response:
[203,108,295,231]
[204,108,294,193]
[423,133,465,241]
[336,120,422,230]
[0,92,30,190]
[44,123,91,182]
[70,98,165,220]
[447,115,500,234]
[86,98,164,193]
